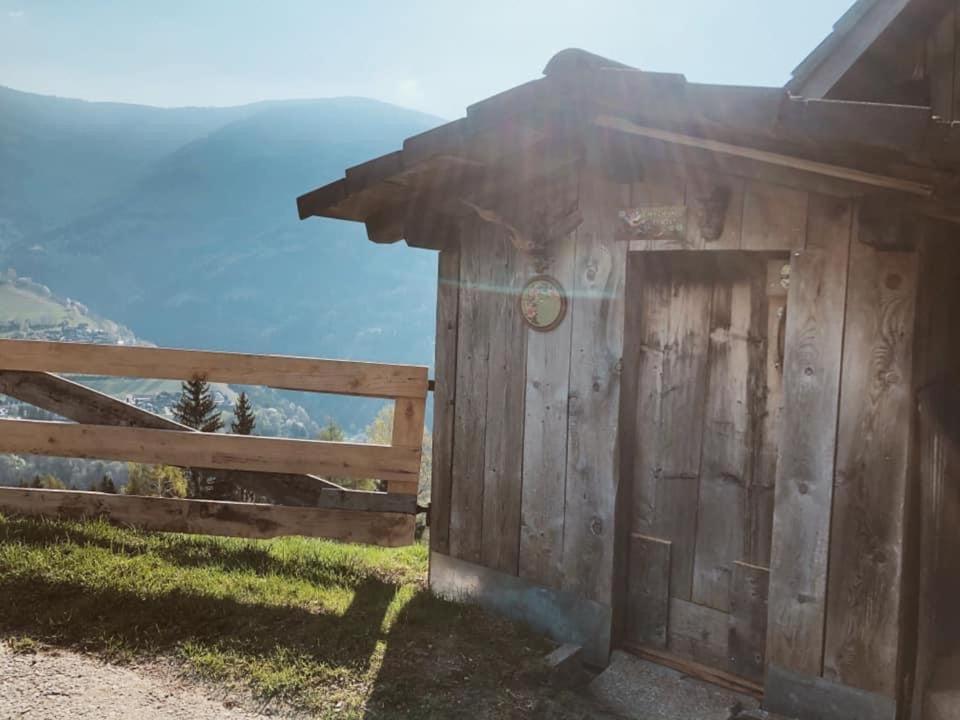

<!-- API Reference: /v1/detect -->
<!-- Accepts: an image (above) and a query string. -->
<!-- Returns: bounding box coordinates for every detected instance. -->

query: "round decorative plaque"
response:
[520,275,567,332]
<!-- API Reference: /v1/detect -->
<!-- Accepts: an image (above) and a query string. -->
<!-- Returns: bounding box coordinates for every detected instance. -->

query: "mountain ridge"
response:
[1,85,443,430]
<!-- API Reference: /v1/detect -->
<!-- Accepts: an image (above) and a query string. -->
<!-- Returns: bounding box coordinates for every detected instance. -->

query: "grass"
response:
[0,515,606,719]
[0,283,83,326]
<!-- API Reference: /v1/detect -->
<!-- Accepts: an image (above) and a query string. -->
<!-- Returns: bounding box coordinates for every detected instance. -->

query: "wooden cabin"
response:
[297,2,960,718]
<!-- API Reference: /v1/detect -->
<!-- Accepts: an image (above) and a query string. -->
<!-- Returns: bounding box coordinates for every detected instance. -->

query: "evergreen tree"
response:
[173,377,224,433]
[97,474,117,494]
[230,392,256,435]
[173,377,224,497]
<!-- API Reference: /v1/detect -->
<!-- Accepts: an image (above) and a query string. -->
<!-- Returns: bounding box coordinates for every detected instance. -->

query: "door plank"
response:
[766,194,852,677]
[654,260,713,601]
[625,254,671,535]
[668,597,731,670]
[626,534,672,648]
[748,259,788,566]
[693,264,754,611]
[729,561,770,683]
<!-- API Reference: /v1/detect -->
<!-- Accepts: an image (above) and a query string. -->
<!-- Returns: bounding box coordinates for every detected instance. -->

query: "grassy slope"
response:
[0,516,611,719]
[0,284,87,326]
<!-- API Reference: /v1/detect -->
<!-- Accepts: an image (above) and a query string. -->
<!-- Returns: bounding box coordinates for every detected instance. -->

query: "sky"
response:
[0,0,854,119]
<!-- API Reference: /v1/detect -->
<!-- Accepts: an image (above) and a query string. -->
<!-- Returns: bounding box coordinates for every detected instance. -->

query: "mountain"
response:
[0,84,260,247]
[1,88,442,431]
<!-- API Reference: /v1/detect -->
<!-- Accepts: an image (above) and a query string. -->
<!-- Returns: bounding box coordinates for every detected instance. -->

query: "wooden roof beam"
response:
[592,114,935,197]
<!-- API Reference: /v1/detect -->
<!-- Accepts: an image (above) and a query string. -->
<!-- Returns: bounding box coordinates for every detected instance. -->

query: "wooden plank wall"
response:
[432,153,928,706]
[763,197,923,709]
[441,163,628,612]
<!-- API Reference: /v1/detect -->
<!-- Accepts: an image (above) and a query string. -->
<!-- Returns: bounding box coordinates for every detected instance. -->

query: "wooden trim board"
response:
[0,487,414,546]
[0,419,420,486]
[0,340,428,399]
[593,115,935,197]
[622,644,763,698]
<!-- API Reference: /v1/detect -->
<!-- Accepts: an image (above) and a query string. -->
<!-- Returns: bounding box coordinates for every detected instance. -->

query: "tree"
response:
[173,377,224,497]
[317,419,345,442]
[124,464,187,498]
[29,474,66,490]
[173,377,224,433]
[230,392,256,435]
[96,475,117,494]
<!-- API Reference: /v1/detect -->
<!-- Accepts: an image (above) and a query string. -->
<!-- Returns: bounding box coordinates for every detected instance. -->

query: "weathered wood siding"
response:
[823,223,917,697]
[431,157,929,710]
[763,198,923,713]
[441,164,627,614]
[909,224,960,716]
[429,247,460,554]
[767,196,852,678]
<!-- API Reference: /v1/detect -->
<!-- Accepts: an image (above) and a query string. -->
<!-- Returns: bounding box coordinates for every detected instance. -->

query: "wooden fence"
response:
[0,339,428,547]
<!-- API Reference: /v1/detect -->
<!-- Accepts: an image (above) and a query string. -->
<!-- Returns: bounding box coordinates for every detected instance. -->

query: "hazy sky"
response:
[1,0,852,118]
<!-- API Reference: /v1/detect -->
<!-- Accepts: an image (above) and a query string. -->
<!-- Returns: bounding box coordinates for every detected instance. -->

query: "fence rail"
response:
[0,339,428,546]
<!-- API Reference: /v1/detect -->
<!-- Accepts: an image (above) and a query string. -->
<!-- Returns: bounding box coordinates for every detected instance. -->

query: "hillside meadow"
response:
[0,515,615,719]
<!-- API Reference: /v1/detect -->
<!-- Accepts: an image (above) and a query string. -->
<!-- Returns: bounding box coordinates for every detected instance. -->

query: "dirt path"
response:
[0,643,295,720]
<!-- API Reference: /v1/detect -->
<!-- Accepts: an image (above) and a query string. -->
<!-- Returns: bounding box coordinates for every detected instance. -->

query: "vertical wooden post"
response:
[429,246,461,553]
[766,194,851,678]
[389,396,425,496]
[562,166,628,615]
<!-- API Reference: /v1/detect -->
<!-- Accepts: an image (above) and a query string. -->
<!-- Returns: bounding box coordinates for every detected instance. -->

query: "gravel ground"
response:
[589,651,760,720]
[0,643,296,720]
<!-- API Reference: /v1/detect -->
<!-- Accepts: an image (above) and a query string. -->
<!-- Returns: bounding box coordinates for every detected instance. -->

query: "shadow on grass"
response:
[0,518,571,717]
[0,573,398,676]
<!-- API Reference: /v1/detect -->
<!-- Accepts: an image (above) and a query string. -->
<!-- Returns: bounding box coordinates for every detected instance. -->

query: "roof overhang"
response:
[298,49,960,247]
[788,0,955,99]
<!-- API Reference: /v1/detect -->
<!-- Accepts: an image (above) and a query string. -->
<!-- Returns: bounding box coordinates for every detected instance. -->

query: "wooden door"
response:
[620,252,788,684]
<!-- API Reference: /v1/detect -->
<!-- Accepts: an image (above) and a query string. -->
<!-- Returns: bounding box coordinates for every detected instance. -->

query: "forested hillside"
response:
[0,86,442,430]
